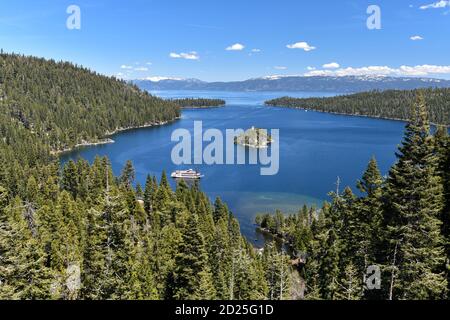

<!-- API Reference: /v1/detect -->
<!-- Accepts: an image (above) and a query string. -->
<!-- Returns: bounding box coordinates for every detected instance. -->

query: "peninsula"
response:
[170,98,226,109]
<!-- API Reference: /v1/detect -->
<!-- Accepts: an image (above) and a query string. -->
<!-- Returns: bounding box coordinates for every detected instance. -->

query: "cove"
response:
[60,90,407,246]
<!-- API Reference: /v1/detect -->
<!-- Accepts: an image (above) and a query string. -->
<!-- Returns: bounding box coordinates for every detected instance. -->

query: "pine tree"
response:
[209,216,231,299]
[0,195,53,299]
[263,244,291,300]
[136,234,159,300]
[152,224,182,298]
[354,157,384,298]
[383,93,447,299]
[160,170,170,191]
[213,197,229,223]
[106,188,136,299]
[143,175,155,215]
[135,183,143,199]
[154,172,173,217]
[434,126,450,293]
[48,191,83,299]
[317,199,342,300]
[335,262,363,300]
[120,160,135,187]
[304,203,328,300]
[172,213,213,300]
[62,160,79,198]
[193,266,217,300]
[81,208,110,299]
[25,176,39,205]
[76,159,90,200]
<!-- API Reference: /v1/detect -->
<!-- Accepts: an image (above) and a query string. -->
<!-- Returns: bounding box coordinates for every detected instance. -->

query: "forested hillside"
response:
[0,52,449,300]
[257,97,450,299]
[1,159,284,299]
[266,88,450,126]
[0,53,287,300]
[0,52,180,151]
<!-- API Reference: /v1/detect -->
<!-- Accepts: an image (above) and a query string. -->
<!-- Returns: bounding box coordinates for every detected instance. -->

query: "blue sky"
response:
[0,0,449,81]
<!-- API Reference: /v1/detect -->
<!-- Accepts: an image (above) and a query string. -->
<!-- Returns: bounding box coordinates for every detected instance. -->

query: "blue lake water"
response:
[61,91,406,245]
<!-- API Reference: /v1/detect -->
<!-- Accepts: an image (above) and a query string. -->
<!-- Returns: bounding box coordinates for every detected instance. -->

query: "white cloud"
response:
[120,65,133,69]
[306,66,316,71]
[322,62,340,69]
[286,42,316,51]
[134,67,149,72]
[169,51,200,60]
[251,48,261,53]
[274,66,287,70]
[146,62,152,65]
[420,0,450,9]
[410,35,424,40]
[144,76,184,82]
[398,65,450,75]
[303,64,450,77]
[226,43,245,51]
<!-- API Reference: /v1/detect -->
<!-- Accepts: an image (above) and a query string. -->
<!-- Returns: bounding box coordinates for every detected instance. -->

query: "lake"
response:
[61,91,406,246]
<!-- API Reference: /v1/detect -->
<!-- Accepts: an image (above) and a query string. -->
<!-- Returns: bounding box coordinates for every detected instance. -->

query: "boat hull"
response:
[171,170,204,179]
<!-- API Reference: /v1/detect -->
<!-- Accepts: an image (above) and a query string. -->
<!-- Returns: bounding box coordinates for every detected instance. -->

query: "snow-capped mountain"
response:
[134,76,450,93]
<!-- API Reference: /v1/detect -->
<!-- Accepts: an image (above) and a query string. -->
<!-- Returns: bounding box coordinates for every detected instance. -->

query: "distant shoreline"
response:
[53,117,180,155]
[267,104,409,123]
[181,104,225,109]
[266,104,448,127]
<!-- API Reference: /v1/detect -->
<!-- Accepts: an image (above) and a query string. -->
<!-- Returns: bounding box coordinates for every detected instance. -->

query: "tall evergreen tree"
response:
[383,94,447,299]
[143,175,155,215]
[213,197,229,223]
[354,157,384,298]
[81,208,110,299]
[171,213,214,300]
[434,126,450,293]
[120,160,135,188]
[0,195,53,299]
[263,244,291,300]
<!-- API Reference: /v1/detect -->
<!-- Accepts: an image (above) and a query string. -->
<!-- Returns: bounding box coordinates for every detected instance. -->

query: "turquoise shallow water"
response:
[61,90,406,246]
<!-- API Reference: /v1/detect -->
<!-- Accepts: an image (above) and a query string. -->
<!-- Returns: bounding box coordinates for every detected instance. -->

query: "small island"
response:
[234,126,273,148]
[170,98,226,109]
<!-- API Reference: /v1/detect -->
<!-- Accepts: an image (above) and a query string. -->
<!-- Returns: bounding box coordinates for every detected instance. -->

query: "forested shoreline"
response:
[169,98,226,109]
[0,52,449,300]
[0,53,289,300]
[265,88,450,126]
[257,96,450,299]
[0,52,181,152]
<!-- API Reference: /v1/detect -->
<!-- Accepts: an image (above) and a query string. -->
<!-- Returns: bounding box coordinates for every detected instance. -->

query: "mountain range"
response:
[134,75,450,93]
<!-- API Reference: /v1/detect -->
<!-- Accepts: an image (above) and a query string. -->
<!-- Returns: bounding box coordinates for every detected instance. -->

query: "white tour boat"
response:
[171,169,204,179]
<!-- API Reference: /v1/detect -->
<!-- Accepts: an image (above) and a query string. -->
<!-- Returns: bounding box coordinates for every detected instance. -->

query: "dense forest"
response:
[0,53,289,300]
[257,97,450,299]
[0,52,449,300]
[169,98,226,109]
[1,159,290,299]
[0,52,180,152]
[265,88,450,126]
